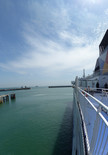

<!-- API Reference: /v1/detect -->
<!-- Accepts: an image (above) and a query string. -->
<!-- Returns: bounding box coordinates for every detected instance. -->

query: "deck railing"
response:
[72,77,108,155]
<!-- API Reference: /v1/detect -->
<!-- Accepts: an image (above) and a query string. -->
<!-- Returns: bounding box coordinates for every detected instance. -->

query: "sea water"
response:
[0,87,73,155]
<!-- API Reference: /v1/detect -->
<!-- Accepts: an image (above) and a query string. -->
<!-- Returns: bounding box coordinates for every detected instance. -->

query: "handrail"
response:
[72,77,108,154]
[74,85,108,154]
[79,89,108,127]
[78,87,108,113]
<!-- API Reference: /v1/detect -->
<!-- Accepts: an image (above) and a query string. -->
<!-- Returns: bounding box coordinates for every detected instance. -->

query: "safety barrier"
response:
[72,77,108,155]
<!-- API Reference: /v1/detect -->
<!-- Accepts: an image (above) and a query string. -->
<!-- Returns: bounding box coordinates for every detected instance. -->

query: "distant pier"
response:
[48,85,72,88]
[0,87,31,92]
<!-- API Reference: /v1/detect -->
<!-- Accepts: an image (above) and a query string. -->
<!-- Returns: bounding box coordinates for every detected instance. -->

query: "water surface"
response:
[0,87,73,155]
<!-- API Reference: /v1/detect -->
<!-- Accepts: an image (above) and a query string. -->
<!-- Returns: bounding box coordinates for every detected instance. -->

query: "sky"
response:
[0,0,108,87]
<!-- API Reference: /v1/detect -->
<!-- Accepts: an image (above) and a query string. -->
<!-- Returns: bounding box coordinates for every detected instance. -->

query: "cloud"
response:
[0,31,99,75]
[0,0,108,78]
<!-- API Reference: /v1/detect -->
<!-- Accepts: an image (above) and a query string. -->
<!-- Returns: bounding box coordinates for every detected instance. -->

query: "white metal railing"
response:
[72,77,108,155]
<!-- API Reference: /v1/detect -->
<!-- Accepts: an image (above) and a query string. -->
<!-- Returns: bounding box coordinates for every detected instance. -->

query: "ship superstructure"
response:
[72,30,108,155]
[94,30,108,88]
[78,30,108,89]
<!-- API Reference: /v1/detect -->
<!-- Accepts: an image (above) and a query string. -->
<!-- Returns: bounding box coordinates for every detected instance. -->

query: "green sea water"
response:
[0,87,73,155]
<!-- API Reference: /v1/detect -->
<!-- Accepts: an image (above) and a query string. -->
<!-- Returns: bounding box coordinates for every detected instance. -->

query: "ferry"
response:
[72,30,108,154]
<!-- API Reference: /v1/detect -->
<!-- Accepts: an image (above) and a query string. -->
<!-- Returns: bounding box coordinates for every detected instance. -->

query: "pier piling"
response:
[11,94,16,99]
[0,97,3,104]
[0,93,16,103]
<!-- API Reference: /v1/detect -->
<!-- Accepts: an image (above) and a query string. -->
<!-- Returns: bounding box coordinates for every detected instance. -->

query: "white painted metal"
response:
[72,78,108,155]
[101,136,108,154]
[78,87,108,112]
[94,121,103,154]
[72,77,86,155]
[97,125,106,154]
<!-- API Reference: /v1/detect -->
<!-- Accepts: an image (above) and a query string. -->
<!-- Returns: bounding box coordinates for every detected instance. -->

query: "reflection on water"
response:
[53,103,73,155]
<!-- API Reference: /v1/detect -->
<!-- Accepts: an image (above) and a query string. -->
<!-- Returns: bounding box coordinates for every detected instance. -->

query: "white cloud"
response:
[105,9,108,15]
[81,0,102,5]
[0,0,107,78]
[0,31,99,76]
[59,31,89,45]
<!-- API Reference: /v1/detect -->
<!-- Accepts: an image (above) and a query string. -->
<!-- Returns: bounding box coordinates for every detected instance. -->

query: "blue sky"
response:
[0,0,108,87]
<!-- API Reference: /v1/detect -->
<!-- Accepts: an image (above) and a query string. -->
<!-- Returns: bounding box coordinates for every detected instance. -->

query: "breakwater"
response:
[48,85,72,88]
[0,87,31,92]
